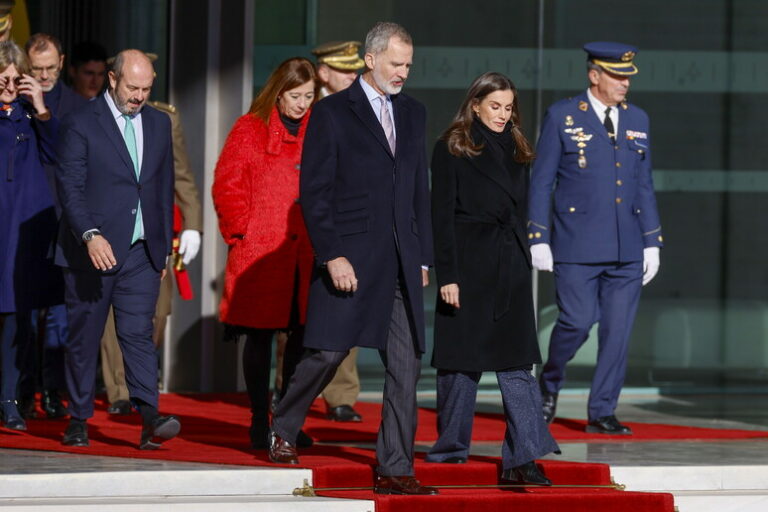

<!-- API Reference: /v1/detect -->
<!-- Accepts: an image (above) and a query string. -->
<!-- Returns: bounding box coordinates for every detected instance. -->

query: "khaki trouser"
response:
[100,262,172,403]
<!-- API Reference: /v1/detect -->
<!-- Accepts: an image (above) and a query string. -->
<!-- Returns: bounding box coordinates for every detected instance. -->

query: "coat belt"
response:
[454,212,517,320]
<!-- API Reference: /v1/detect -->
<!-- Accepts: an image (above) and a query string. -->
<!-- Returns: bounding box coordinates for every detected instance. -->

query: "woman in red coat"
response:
[212,57,317,449]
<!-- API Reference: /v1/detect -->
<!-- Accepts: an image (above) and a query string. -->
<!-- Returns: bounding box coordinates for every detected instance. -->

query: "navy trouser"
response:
[426,369,559,469]
[540,261,642,420]
[63,241,161,419]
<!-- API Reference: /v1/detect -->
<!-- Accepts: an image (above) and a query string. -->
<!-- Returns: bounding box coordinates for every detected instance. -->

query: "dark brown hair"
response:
[249,57,318,122]
[443,72,535,163]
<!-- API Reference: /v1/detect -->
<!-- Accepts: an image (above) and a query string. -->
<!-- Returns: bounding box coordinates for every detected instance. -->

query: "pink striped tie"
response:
[379,95,395,154]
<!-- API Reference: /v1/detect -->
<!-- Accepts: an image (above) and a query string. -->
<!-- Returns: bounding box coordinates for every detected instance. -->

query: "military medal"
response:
[565,115,574,126]
[578,149,587,169]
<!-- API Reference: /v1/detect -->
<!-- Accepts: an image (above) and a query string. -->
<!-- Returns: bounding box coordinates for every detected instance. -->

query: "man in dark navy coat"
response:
[528,42,663,435]
[55,49,179,449]
[269,22,437,495]
[17,32,87,420]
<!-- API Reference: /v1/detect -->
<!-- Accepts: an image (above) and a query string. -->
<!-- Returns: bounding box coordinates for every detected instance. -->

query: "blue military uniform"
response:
[528,42,663,425]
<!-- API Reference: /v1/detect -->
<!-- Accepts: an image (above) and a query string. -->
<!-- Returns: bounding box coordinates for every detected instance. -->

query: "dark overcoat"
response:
[0,99,60,313]
[299,77,433,352]
[430,126,541,371]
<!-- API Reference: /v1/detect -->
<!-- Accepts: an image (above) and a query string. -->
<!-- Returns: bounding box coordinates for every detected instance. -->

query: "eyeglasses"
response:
[31,65,60,75]
[1,76,23,88]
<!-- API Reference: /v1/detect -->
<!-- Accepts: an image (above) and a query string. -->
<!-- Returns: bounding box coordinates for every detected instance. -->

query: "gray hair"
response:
[586,61,603,74]
[364,22,412,55]
[0,40,30,75]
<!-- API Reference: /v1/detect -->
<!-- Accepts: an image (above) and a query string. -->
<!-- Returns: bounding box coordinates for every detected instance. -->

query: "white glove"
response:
[530,243,554,272]
[179,230,202,265]
[642,246,660,286]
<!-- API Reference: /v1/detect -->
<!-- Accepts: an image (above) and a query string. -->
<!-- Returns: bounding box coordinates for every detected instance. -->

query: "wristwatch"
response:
[82,229,101,242]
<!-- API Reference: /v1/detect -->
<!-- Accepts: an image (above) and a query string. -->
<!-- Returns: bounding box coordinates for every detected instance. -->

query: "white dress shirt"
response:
[359,76,396,139]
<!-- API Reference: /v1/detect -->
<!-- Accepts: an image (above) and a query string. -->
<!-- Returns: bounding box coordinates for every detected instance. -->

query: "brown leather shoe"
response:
[268,430,299,464]
[374,475,439,495]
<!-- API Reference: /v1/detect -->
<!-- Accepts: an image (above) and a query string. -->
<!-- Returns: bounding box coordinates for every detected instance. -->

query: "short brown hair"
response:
[443,72,535,164]
[249,57,317,122]
[25,33,63,57]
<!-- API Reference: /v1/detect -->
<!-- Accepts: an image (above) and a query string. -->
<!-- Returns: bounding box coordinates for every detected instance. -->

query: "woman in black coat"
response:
[426,72,559,484]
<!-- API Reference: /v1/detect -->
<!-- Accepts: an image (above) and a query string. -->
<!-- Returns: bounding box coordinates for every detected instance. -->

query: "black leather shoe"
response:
[140,415,181,449]
[586,415,633,435]
[107,399,133,415]
[296,429,314,448]
[250,421,269,450]
[443,456,467,464]
[41,390,67,419]
[541,391,558,424]
[62,420,89,446]
[501,461,552,486]
[326,404,363,422]
[17,396,38,419]
[1,400,27,431]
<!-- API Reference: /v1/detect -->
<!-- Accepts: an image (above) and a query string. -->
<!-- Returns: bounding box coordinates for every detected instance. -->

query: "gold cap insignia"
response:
[621,51,636,62]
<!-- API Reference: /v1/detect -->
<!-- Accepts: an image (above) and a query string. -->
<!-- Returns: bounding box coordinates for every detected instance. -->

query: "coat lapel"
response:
[140,107,154,181]
[348,77,394,159]
[392,93,408,163]
[94,95,138,180]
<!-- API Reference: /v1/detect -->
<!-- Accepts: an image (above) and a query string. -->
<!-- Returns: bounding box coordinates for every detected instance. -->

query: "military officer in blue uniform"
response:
[528,42,663,434]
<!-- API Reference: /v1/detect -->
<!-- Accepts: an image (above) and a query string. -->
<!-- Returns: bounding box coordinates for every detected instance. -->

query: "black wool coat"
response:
[430,127,541,371]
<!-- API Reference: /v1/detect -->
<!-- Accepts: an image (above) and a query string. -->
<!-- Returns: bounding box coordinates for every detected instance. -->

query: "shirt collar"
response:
[359,74,388,103]
[104,89,140,121]
[586,88,614,115]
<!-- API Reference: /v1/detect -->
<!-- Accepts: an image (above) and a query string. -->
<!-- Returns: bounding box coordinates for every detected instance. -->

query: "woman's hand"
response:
[440,283,460,308]
[17,74,47,116]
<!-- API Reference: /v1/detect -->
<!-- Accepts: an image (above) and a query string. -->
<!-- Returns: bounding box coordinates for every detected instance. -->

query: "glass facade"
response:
[253,0,768,392]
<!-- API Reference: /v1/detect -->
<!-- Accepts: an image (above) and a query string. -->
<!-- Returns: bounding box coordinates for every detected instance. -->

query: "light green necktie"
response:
[122,114,143,243]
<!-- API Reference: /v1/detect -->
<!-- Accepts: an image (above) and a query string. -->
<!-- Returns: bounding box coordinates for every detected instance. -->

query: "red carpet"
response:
[0,392,721,511]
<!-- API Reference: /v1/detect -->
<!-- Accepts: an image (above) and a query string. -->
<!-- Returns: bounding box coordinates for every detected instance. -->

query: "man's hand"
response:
[87,236,116,271]
[327,256,357,292]
[179,229,201,265]
[642,247,660,286]
[440,283,460,308]
[422,268,429,287]
[530,243,554,272]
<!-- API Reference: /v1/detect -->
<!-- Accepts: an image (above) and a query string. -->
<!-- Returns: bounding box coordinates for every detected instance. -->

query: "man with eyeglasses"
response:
[16,33,86,421]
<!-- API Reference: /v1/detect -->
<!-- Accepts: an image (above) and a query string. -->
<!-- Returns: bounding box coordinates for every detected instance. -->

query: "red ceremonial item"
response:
[172,205,194,300]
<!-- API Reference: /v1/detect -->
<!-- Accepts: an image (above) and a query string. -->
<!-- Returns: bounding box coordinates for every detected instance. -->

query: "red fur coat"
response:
[212,107,313,328]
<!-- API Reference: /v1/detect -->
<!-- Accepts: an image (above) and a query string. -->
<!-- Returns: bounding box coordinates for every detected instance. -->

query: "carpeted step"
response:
[317,487,675,512]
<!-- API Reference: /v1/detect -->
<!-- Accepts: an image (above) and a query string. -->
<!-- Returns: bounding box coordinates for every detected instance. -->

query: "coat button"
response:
[615,162,621,167]
[294,197,300,204]
[535,232,542,238]
[658,235,664,242]
[295,164,300,170]
[290,234,298,241]
[131,208,137,214]
[616,180,623,186]
[568,207,576,212]
[616,197,622,204]
[528,233,534,239]
[137,184,142,190]
[614,145,619,150]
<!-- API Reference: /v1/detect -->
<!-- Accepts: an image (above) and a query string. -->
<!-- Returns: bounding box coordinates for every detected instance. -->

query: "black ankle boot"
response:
[0,400,27,431]
[501,461,552,486]
[41,390,67,419]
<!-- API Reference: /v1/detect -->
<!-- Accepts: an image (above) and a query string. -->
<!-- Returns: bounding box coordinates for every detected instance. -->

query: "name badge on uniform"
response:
[625,130,647,140]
